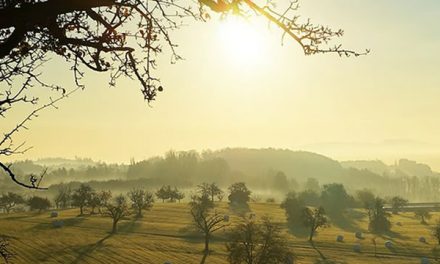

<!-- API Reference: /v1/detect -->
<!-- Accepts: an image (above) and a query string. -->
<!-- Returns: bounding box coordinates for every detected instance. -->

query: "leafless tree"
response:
[390,196,408,214]
[71,183,94,215]
[415,208,432,225]
[0,91,73,189]
[0,0,367,188]
[302,206,329,242]
[97,190,112,214]
[54,184,72,209]
[197,182,224,202]
[226,217,294,264]
[190,194,227,256]
[0,192,24,213]
[105,194,131,233]
[128,188,154,217]
[88,190,111,214]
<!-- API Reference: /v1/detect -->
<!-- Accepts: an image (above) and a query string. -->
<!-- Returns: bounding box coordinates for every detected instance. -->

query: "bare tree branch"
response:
[0,0,366,188]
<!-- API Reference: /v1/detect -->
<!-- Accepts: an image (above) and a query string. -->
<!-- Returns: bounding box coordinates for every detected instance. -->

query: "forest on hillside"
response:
[2,148,440,202]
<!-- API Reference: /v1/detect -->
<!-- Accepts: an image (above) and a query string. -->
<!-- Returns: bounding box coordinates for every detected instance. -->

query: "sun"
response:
[217,17,267,66]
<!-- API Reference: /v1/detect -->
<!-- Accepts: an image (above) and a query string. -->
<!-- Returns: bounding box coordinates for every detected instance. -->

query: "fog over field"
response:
[2,0,440,263]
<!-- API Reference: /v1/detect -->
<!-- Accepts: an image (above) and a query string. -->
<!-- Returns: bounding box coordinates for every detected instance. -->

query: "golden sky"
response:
[2,1,440,168]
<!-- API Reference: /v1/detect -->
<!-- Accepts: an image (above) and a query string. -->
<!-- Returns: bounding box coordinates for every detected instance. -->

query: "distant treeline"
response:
[2,148,440,202]
[126,151,232,186]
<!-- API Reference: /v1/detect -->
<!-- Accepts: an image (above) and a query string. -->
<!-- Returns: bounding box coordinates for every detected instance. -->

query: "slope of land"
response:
[0,202,437,264]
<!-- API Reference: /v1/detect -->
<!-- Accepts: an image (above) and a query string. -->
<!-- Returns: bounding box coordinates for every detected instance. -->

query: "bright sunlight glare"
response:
[217,17,267,66]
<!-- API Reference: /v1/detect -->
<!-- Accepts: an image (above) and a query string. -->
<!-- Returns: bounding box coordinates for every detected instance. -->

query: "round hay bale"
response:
[355,231,363,239]
[385,240,393,248]
[353,244,361,253]
[223,215,230,222]
[421,257,430,264]
[52,220,64,228]
[419,237,427,243]
[336,235,344,242]
[50,211,58,218]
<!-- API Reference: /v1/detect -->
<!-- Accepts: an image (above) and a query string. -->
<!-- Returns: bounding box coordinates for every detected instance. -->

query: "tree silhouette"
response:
[189,194,226,257]
[54,185,72,209]
[89,190,112,214]
[0,0,366,93]
[71,183,94,215]
[226,218,294,264]
[155,185,183,203]
[105,194,131,233]
[302,206,329,242]
[368,197,391,233]
[415,209,431,225]
[390,196,408,214]
[228,182,251,207]
[320,183,352,215]
[197,182,224,202]
[27,196,51,212]
[0,192,24,213]
[170,187,185,203]
[128,188,154,217]
[281,191,305,229]
[0,0,367,188]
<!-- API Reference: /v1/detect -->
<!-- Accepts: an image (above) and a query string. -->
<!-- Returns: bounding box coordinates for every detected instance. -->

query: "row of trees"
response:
[189,180,440,263]
[0,192,51,213]
[155,185,185,203]
[10,181,440,263]
[280,184,410,237]
[0,181,287,263]
[54,184,184,211]
[28,184,155,233]
[9,181,440,263]
[11,186,138,235]
[0,181,293,264]
[7,157,440,202]
[69,184,154,233]
[1,180,243,216]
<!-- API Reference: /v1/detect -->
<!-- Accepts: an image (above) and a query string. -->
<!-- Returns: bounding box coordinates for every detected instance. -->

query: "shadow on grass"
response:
[287,224,310,239]
[117,218,141,234]
[4,212,41,220]
[71,233,113,264]
[0,234,17,240]
[178,224,197,235]
[30,217,87,231]
[199,252,208,264]
[310,240,327,260]
[328,209,365,232]
[179,227,229,245]
[311,241,348,264]
[377,229,411,241]
[374,230,429,257]
[229,204,251,217]
[175,228,227,264]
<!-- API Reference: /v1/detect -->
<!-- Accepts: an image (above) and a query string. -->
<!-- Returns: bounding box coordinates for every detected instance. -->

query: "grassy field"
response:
[0,202,438,264]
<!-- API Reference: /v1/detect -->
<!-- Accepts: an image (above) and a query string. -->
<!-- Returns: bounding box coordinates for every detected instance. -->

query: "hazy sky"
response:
[2,1,440,168]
